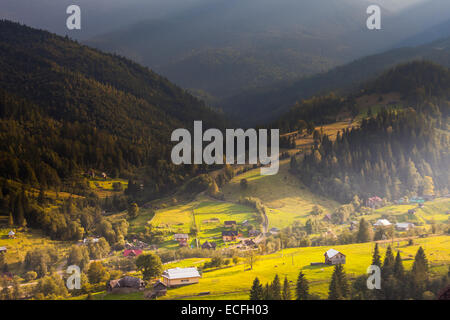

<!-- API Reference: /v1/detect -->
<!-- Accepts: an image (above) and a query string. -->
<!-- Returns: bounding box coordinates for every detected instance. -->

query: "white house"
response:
[374,219,392,227]
[161,267,201,287]
[395,222,415,231]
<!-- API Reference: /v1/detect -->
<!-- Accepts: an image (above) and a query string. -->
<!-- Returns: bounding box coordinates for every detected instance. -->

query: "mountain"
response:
[224,35,450,126]
[88,0,393,101]
[0,20,225,196]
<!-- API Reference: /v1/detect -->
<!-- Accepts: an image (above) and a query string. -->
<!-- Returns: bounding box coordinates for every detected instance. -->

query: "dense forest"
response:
[0,20,226,197]
[289,62,450,203]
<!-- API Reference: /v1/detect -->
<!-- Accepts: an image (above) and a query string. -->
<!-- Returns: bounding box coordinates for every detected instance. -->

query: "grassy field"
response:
[158,235,450,300]
[0,227,72,273]
[94,235,450,300]
[363,198,450,225]
[222,160,339,229]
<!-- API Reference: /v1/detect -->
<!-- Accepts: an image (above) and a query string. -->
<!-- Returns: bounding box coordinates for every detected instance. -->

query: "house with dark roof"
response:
[174,233,189,247]
[324,249,346,265]
[107,276,145,293]
[201,241,216,250]
[222,230,238,242]
[145,281,168,299]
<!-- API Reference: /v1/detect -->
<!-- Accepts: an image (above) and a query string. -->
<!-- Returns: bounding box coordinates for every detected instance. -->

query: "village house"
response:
[374,219,392,227]
[222,230,238,242]
[395,222,415,231]
[8,230,15,239]
[241,220,249,227]
[323,214,332,222]
[145,281,168,299]
[107,276,145,293]
[201,241,217,250]
[224,221,237,228]
[123,249,143,258]
[174,233,189,247]
[366,196,384,209]
[243,239,257,248]
[408,209,417,215]
[161,267,201,287]
[0,246,7,254]
[324,249,346,265]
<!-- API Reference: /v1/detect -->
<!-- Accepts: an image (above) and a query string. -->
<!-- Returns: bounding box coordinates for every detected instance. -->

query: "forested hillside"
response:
[288,61,450,203]
[0,20,225,196]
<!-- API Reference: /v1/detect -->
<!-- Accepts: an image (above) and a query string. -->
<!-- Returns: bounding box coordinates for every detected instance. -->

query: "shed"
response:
[162,267,201,287]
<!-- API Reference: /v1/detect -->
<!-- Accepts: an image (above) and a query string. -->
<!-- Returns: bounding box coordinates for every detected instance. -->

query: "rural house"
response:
[269,227,280,235]
[324,249,346,265]
[107,276,145,293]
[395,222,415,231]
[161,267,201,287]
[222,230,238,242]
[374,219,392,227]
[174,233,189,247]
[367,196,384,209]
[145,281,168,299]
[201,241,216,250]
[123,249,143,257]
[323,214,332,222]
[224,221,237,228]
[8,230,15,239]
[0,246,7,254]
[241,220,249,227]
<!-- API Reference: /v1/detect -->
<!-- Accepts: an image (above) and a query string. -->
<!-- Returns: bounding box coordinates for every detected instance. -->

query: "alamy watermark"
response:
[66,265,81,290]
[171,121,280,176]
[367,265,381,290]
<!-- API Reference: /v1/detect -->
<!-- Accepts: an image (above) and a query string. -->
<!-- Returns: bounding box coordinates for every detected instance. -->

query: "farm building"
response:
[123,249,143,257]
[242,220,249,227]
[395,222,415,231]
[107,276,145,293]
[0,246,7,254]
[201,241,217,250]
[162,267,201,287]
[174,233,189,247]
[374,219,392,227]
[366,196,384,209]
[324,249,346,265]
[145,281,168,299]
[8,230,15,239]
[323,214,332,222]
[222,230,238,242]
[224,221,237,228]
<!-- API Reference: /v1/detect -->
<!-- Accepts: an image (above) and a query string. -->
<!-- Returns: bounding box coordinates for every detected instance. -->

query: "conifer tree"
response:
[296,271,309,300]
[270,274,282,300]
[372,243,382,267]
[357,218,371,243]
[382,245,395,278]
[250,277,263,300]
[412,247,429,282]
[393,251,404,278]
[328,264,349,300]
[282,276,291,300]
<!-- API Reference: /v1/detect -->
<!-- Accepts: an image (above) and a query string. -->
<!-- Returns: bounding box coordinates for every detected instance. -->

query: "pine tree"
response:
[328,264,349,300]
[250,277,263,300]
[270,274,282,300]
[393,251,404,278]
[372,243,382,267]
[263,283,271,300]
[282,276,291,300]
[382,245,395,278]
[412,247,429,282]
[356,218,371,243]
[296,271,309,300]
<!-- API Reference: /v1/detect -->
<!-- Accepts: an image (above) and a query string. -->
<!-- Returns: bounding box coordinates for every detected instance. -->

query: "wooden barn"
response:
[324,249,346,265]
